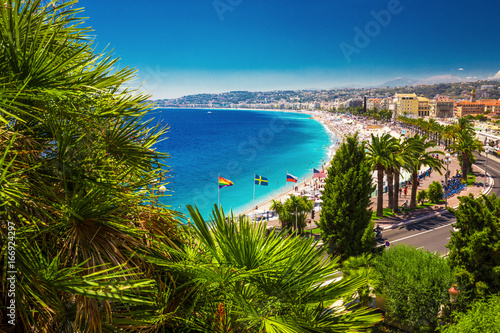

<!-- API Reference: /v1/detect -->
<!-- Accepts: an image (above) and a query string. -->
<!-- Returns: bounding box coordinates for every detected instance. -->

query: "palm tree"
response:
[448,130,484,177]
[342,253,378,307]
[284,195,314,233]
[442,124,455,148]
[391,136,420,213]
[427,118,439,142]
[454,117,475,134]
[151,205,381,332]
[270,199,287,229]
[367,133,398,217]
[405,135,444,209]
[1,1,181,330]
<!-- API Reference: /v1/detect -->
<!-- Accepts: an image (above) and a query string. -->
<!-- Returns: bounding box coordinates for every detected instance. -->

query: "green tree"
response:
[270,199,287,229]
[318,132,375,260]
[453,117,475,134]
[405,134,443,209]
[448,130,484,177]
[367,133,398,217]
[375,245,454,332]
[417,189,428,205]
[427,180,443,203]
[391,136,420,213]
[442,295,500,332]
[447,194,500,303]
[283,195,313,234]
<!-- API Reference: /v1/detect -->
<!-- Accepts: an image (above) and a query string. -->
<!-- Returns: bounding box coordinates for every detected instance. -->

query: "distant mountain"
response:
[378,77,419,88]
[378,75,466,88]
[416,75,464,85]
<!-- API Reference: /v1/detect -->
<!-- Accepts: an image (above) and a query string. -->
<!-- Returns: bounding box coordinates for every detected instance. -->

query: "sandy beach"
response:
[238,111,407,222]
[239,112,340,219]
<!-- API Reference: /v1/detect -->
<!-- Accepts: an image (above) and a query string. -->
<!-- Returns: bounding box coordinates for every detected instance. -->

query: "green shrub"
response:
[417,189,428,205]
[442,295,500,332]
[374,245,454,331]
[427,181,443,203]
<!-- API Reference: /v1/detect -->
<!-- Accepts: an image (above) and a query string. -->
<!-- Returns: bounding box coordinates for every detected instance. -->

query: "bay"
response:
[147,108,335,219]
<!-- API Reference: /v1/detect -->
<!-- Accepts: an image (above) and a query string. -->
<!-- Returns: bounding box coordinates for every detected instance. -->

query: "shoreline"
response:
[238,115,342,218]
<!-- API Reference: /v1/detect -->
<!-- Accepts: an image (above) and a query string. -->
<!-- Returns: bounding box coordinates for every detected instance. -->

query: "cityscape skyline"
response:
[82,0,500,99]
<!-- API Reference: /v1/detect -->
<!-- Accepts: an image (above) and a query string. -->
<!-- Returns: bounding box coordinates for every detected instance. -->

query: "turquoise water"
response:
[147,108,335,219]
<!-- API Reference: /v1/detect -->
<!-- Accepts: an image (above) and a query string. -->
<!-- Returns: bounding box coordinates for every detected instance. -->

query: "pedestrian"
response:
[404,187,407,196]
[399,187,402,197]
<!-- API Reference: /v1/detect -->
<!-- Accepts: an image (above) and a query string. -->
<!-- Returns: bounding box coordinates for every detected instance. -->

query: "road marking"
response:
[388,223,452,244]
[475,160,500,174]
[476,162,500,175]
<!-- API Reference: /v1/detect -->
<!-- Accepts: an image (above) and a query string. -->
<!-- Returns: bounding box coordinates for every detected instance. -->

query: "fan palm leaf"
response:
[146,205,381,332]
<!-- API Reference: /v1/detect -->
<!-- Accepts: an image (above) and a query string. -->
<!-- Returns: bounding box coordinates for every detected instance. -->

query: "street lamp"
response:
[484,146,491,188]
[448,285,460,324]
[444,153,451,207]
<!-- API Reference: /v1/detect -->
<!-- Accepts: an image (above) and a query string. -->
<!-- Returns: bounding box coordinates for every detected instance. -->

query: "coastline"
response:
[237,114,342,218]
[158,106,314,116]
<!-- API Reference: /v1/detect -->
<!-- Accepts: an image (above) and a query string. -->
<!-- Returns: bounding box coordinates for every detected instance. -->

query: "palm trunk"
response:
[387,170,394,210]
[410,172,418,209]
[376,168,384,217]
[393,168,400,213]
[462,153,469,177]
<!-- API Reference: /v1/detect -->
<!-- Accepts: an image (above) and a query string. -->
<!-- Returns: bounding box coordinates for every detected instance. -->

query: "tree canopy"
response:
[318,132,375,260]
[447,194,500,303]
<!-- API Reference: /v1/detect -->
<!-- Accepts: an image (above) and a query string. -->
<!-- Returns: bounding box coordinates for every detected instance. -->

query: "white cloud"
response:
[458,68,464,71]
[489,70,500,80]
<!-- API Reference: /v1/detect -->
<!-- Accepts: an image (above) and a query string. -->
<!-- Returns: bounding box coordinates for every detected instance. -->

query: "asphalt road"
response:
[380,154,500,255]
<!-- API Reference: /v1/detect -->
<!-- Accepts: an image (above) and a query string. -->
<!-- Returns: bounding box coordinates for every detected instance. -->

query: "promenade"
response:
[373,161,490,230]
[261,151,492,231]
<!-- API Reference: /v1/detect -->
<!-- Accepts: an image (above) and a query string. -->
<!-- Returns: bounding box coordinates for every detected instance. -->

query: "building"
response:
[430,98,454,118]
[484,100,500,118]
[417,97,430,117]
[394,93,419,118]
[367,98,382,110]
[455,101,485,117]
[482,85,495,90]
[344,98,364,109]
[471,89,477,102]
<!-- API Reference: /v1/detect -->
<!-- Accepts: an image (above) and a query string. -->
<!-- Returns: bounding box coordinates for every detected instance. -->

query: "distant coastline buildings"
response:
[154,80,500,121]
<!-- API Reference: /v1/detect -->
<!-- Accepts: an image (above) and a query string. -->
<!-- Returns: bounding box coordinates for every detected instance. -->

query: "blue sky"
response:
[81,0,500,99]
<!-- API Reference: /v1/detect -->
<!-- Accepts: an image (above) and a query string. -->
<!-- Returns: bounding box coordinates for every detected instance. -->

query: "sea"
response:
[146,108,336,220]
